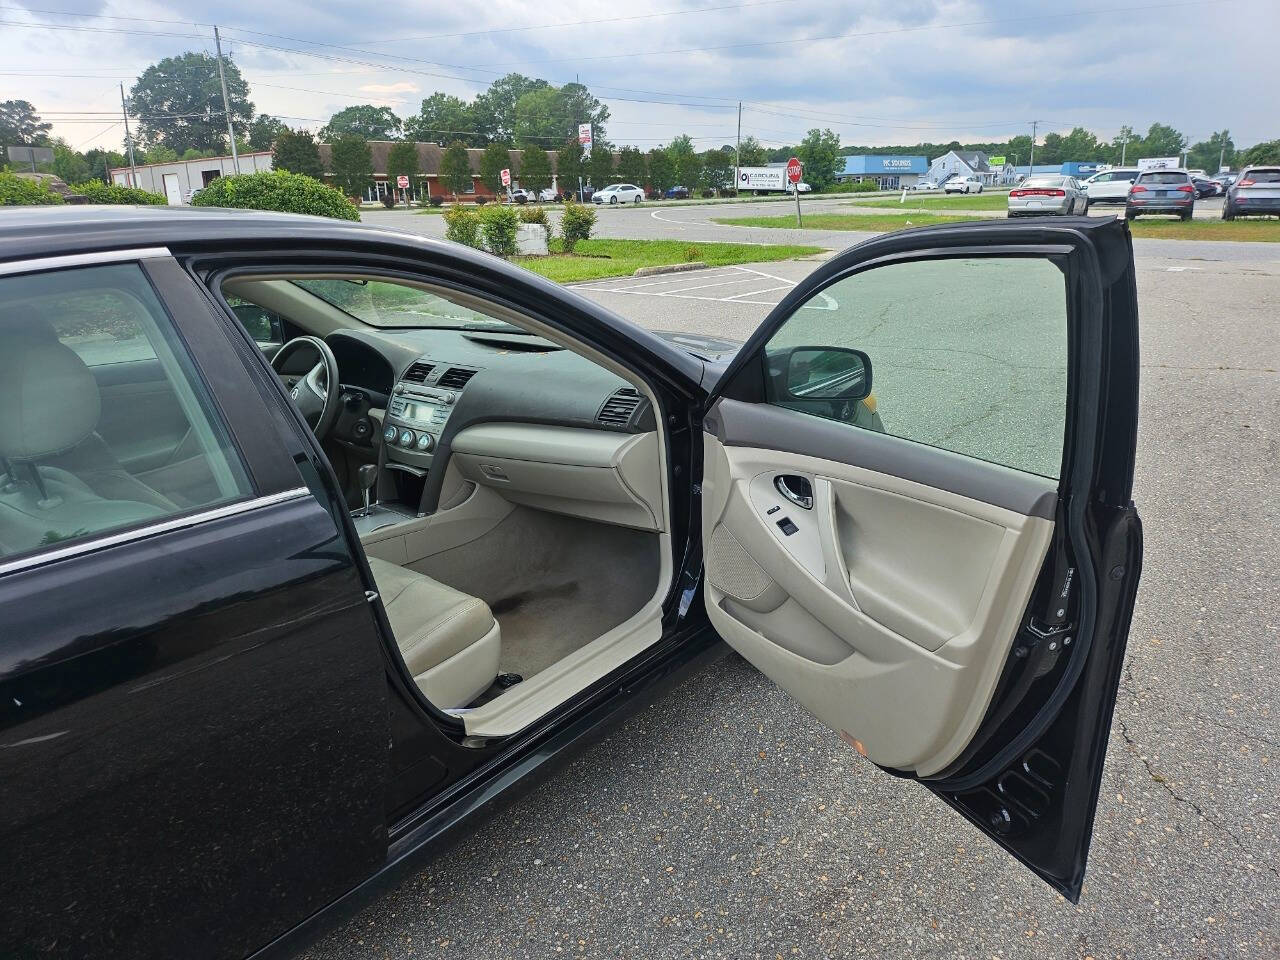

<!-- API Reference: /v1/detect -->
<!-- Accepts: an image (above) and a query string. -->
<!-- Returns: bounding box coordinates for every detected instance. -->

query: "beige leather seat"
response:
[367,557,500,709]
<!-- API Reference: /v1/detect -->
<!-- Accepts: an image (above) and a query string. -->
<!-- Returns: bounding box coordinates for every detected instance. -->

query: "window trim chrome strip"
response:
[0,247,172,278]
[0,486,312,578]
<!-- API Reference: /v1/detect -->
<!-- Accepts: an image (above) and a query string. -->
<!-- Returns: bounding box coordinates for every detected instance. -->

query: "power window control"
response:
[776,516,798,536]
[766,505,781,515]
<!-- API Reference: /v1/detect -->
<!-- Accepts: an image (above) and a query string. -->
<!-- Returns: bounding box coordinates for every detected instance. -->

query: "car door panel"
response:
[701,219,1142,900]
[92,359,193,473]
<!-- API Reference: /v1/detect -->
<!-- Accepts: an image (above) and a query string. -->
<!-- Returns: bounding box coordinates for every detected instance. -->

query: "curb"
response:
[631,262,714,278]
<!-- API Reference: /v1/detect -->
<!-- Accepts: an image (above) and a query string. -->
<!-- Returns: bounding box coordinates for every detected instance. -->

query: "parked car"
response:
[1125,168,1196,220]
[664,185,690,199]
[785,181,813,193]
[943,175,984,194]
[506,189,534,204]
[1213,173,1237,190]
[538,187,562,202]
[592,183,644,205]
[1081,167,1140,204]
[1007,175,1089,217]
[1222,166,1280,219]
[1189,175,1223,199]
[0,207,1144,958]
[911,180,939,191]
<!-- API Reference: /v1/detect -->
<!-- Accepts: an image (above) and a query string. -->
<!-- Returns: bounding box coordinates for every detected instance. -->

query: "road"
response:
[310,212,1280,959]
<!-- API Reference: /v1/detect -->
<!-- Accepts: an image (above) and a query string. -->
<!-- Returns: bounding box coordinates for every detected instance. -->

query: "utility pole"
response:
[120,83,138,187]
[1120,129,1128,165]
[213,25,240,173]
[737,101,747,193]
[1028,120,1039,174]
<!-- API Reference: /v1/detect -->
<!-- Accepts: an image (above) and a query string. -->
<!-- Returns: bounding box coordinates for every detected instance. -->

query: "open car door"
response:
[700,217,1142,900]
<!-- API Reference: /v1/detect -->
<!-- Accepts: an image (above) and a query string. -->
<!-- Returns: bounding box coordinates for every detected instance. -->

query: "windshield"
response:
[293,278,518,330]
[1139,171,1189,184]
[1023,177,1065,187]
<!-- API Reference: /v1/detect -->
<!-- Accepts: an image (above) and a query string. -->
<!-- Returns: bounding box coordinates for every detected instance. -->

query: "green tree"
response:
[129,52,253,154]
[736,135,768,167]
[51,141,91,184]
[588,144,615,189]
[441,141,472,199]
[1187,130,1235,172]
[558,82,609,145]
[84,148,126,183]
[557,139,586,198]
[386,141,420,196]
[667,135,700,190]
[472,73,550,144]
[513,87,565,146]
[797,128,841,189]
[646,147,675,192]
[616,145,646,186]
[518,144,552,193]
[247,114,286,151]
[328,134,373,198]
[1240,140,1280,166]
[140,145,179,165]
[320,105,402,141]
[699,147,734,193]
[480,141,512,193]
[272,128,325,180]
[0,100,51,145]
[1139,122,1187,158]
[405,93,475,144]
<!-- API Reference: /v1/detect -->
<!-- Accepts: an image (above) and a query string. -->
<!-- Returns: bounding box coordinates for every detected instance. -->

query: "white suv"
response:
[1081,168,1140,205]
[944,175,984,194]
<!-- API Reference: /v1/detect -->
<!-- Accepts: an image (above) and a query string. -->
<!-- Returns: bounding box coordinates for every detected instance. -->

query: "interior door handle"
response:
[774,474,814,510]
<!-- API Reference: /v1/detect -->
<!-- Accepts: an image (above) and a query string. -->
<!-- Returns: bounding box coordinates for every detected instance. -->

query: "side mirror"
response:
[783,347,872,401]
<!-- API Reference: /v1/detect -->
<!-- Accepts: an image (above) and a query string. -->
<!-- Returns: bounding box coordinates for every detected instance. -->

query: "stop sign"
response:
[396,175,409,189]
[786,157,803,184]
[500,168,511,187]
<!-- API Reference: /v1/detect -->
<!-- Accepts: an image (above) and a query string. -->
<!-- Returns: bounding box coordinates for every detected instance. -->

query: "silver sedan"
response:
[1007,175,1089,217]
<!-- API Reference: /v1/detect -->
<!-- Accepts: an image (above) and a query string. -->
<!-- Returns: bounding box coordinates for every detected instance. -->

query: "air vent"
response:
[437,367,476,389]
[402,361,434,383]
[597,387,643,425]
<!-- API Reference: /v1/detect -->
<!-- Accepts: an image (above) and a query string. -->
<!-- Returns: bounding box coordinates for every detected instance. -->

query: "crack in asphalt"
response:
[1117,663,1279,879]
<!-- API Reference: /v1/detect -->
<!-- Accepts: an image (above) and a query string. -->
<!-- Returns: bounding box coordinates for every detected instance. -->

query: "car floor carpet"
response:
[409,505,660,681]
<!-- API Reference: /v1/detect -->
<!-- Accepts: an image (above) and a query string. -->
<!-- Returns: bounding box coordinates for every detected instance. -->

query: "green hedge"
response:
[826,180,882,193]
[560,200,596,253]
[190,170,359,221]
[0,171,63,205]
[70,180,166,205]
[480,205,519,258]
[443,204,481,248]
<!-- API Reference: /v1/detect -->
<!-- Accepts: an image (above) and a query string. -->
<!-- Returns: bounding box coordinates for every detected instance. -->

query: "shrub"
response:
[0,171,63,206]
[683,246,702,262]
[70,180,166,205]
[827,180,881,194]
[190,170,359,221]
[380,192,397,208]
[518,204,550,233]
[429,195,445,207]
[474,195,489,205]
[560,200,596,254]
[701,188,715,198]
[480,204,519,258]
[443,204,481,248]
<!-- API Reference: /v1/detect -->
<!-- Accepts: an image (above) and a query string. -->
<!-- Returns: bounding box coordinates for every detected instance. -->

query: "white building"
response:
[110,152,274,204]
[927,150,998,187]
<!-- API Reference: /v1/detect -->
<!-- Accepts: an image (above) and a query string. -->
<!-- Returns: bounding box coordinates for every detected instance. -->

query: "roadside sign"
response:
[786,157,803,184]
[500,168,511,187]
[1137,157,1180,171]
[988,155,1006,166]
[396,175,409,189]
[578,122,592,157]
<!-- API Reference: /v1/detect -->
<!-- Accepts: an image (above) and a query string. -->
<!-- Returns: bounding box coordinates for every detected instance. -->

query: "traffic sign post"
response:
[500,167,511,200]
[396,174,410,208]
[787,156,803,227]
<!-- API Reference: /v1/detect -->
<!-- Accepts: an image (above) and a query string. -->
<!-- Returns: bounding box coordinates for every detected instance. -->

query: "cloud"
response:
[359,82,420,94]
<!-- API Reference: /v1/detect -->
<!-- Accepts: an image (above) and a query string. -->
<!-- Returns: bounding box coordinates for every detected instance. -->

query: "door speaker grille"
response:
[707,525,774,601]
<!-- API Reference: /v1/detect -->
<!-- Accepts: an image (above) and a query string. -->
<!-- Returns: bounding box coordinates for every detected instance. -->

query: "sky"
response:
[2,0,1277,155]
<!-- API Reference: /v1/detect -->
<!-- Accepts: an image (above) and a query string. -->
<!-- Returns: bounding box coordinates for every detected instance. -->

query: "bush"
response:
[827,180,881,194]
[518,205,550,238]
[701,188,715,198]
[429,195,445,207]
[560,200,596,254]
[190,170,359,221]
[474,195,489,206]
[380,192,397,208]
[480,204,519,258]
[69,180,165,205]
[443,204,481,248]
[0,171,63,206]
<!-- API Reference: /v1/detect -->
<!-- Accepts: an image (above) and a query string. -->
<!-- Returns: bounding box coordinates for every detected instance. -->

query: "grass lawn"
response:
[1126,217,1280,241]
[849,193,1012,211]
[516,238,824,283]
[712,212,978,231]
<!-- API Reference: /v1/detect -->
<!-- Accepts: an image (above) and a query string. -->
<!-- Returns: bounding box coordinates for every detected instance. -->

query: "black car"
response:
[1125,168,1197,220]
[1190,174,1224,198]
[0,207,1143,959]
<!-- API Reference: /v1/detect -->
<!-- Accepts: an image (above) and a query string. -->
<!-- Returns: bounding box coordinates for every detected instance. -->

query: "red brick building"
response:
[317,141,563,202]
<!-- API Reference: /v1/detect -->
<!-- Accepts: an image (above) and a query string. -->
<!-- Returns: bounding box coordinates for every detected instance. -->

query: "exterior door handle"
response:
[774,474,813,510]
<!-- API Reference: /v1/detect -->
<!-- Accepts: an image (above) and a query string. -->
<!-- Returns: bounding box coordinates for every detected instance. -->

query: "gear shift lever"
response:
[357,463,378,517]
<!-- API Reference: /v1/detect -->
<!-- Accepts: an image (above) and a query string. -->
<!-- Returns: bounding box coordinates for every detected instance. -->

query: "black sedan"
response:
[0,207,1143,959]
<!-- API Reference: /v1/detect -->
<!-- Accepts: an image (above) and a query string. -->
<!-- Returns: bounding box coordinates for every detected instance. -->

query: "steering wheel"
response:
[271,336,341,439]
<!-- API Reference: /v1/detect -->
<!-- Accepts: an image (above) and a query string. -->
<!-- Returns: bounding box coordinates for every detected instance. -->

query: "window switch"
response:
[766,505,780,515]
[776,516,798,536]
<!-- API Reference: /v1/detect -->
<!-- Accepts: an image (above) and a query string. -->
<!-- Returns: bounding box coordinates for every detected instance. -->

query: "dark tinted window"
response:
[1139,172,1190,184]
[1243,169,1280,183]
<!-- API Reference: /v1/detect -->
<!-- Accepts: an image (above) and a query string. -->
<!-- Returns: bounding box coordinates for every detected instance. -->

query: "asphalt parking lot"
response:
[316,212,1280,959]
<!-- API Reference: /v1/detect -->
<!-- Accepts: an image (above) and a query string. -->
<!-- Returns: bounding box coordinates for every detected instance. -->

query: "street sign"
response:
[500,168,511,187]
[396,175,409,189]
[786,157,803,184]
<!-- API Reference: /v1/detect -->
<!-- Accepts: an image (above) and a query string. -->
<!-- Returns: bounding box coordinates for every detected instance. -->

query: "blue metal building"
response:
[836,155,929,189]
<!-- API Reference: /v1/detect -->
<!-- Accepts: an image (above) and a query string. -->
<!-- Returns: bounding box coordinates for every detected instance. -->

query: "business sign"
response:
[500,168,511,187]
[738,166,786,190]
[1137,156,1180,172]
[882,158,914,169]
[786,157,803,184]
[396,175,409,189]
[988,155,1006,166]
[4,145,54,168]
[578,123,592,157]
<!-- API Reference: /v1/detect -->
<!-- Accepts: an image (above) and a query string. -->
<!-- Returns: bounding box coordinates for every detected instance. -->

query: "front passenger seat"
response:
[367,557,500,709]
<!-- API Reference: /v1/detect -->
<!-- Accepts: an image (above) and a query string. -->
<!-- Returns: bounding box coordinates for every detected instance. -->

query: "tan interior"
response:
[702,432,1053,777]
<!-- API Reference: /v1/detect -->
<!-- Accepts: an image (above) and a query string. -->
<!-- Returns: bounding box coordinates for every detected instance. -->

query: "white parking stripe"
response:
[575,264,839,310]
